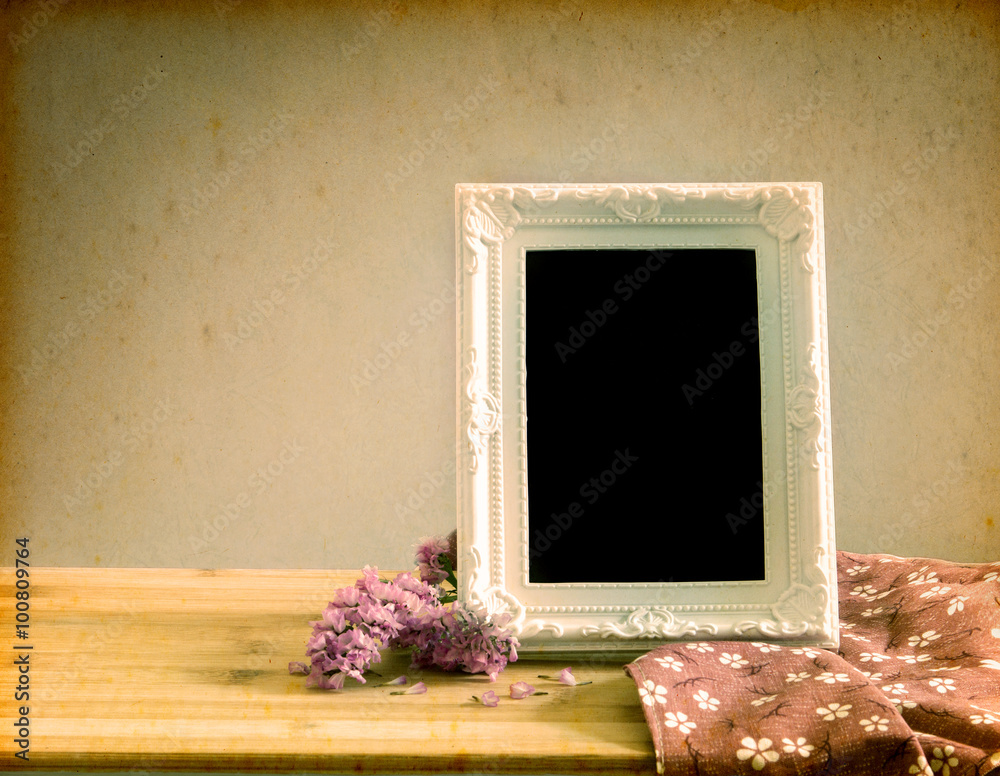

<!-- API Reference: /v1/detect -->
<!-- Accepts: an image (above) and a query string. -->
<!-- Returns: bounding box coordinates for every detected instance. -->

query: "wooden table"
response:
[0,568,656,773]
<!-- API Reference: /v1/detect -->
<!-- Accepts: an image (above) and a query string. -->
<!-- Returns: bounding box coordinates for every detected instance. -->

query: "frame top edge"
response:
[455,182,823,188]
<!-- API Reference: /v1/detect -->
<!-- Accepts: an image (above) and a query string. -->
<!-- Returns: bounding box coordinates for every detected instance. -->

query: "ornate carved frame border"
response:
[456,183,838,652]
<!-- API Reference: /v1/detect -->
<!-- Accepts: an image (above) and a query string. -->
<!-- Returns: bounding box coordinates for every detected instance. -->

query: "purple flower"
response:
[510,681,536,699]
[415,533,455,586]
[330,585,361,608]
[477,690,499,707]
[392,571,440,602]
[405,602,520,682]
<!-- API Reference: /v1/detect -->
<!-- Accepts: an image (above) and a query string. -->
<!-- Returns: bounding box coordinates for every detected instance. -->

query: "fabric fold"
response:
[624,551,1000,775]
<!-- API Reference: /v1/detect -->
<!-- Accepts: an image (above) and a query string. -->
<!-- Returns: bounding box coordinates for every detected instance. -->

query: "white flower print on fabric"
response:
[946,596,969,615]
[845,564,870,576]
[782,737,815,757]
[850,584,880,600]
[663,711,696,735]
[981,658,1000,670]
[908,630,942,648]
[907,566,940,585]
[693,690,719,711]
[909,755,934,776]
[654,655,684,672]
[860,715,890,732]
[900,653,933,665]
[815,671,850,684]
[786,671,811,683]
[929,677,956,694]
[750,642,782,653]
[792,647,822,658]
[817,702,852,720]
[862,606,885,618]
[930,744,959,776]
[736,737,780,770]
[684,642,714,653]
[919,585,952,599]
[751,694,778,707]
[719,652,749,668]
[882,683,909,695]
[639,680,667,706]
[859,651,891,662]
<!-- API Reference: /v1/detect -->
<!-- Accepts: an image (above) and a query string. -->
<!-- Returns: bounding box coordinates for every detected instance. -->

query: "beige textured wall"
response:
[1,0,997,569]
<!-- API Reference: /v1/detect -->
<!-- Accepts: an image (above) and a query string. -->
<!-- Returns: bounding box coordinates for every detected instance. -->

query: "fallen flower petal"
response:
[390,681,427,695]
[510,681,538,699]
[288,661,310,674]
[559,667,590,685]
[385,675,408,686]
[473,690,499,707]
[537,668,593,686]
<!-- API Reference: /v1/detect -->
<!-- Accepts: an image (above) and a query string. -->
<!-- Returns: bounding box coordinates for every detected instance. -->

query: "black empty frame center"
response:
[526,249,765,584]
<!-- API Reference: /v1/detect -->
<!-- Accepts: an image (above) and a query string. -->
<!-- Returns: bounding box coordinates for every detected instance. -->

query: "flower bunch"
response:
[289,532,518,689]
[288,566,440,690]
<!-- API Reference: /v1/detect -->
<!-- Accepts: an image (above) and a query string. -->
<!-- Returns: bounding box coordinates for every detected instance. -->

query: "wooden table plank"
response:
[1,568,655,773]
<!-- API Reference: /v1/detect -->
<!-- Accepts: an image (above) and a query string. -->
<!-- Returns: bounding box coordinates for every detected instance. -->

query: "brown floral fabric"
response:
[625,551,1000,775]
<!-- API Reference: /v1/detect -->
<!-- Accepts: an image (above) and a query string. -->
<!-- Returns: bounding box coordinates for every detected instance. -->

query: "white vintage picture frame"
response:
[456,183,837,652]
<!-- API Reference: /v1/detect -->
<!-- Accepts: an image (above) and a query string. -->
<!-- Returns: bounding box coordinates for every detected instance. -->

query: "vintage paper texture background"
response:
[0,0,997,569]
